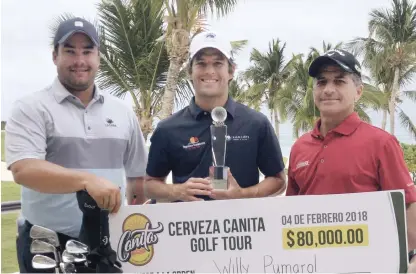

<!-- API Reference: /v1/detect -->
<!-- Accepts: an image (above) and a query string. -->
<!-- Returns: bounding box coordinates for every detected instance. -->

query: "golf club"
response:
[60,262,76,274]
[32,254,59,273]
[31,239,60,261]
[66,239,90,254]
[30,225,60,247]
[62,250,87,263]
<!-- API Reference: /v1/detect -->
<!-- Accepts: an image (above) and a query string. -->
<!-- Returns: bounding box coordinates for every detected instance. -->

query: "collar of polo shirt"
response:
[52,77,104,104]
[188,96,237,120]
[311,112,362,138]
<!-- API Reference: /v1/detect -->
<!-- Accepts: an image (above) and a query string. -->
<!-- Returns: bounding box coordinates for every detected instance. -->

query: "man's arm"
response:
[285,149,300,196]
[145,176,175,202]
[145,175,212,202]
[123,109,149,204]
[407,203,416,252]
[240,172,286,198]
[377,136,416,253]
[254,116,287,197]
[6,99,121,211]
[126,177,145,204]
[6,99,89,193]
[10,159,91,193]
[144,125,175,201]
[407,203,416,273]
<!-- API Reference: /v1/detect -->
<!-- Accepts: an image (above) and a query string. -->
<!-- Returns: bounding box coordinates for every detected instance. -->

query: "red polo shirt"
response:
[286,112,416,204]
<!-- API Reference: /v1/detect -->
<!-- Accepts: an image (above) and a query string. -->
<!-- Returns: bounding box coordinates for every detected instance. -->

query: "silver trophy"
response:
[210,106,228,190]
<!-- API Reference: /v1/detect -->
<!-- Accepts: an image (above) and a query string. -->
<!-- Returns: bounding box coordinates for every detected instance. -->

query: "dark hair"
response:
[314,65,362,87]
[187,50,235,75]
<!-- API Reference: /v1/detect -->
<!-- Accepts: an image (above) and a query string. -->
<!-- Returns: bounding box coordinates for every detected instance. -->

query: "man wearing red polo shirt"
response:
[286,49,416,273]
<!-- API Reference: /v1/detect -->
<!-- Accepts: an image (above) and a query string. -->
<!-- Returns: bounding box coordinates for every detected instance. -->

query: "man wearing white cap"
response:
[144,31,287,202]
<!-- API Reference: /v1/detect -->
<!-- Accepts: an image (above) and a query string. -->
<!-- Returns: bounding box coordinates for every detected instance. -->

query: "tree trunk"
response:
[389,67,400,135]
[273,109,280,139]
[159,59,182,119]
[381,109,387,130]
[140,115,153,142]
[134,107,153,142]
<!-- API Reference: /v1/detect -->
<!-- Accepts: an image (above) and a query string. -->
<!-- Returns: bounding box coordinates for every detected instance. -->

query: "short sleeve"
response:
[378,136,416,204]
[286,150,300,196]
[257,117,285,177]
[5,99,47,168]
[145,125,172,178]
[123,110,148,177]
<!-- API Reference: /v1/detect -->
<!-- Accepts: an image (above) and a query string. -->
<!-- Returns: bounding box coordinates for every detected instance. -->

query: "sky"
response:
[1,0,415,156]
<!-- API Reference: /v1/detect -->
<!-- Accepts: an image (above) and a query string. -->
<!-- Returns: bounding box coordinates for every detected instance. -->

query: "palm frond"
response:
[48,13,77,47]
[230,40,248,57]
[398,106,416,140]
[403,90,416,102]
[194,0,238,18]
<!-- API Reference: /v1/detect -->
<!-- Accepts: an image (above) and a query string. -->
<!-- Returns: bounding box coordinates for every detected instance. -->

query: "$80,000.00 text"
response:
[282,224,369,249]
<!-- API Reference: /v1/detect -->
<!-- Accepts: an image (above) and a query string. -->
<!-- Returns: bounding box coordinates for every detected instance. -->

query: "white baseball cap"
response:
[189,31,233,61]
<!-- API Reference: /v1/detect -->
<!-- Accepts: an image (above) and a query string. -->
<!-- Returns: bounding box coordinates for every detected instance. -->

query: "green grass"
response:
[1,181,21,202]
[1,180,21,273]
[1,212,19,273]
[1,131,5,162]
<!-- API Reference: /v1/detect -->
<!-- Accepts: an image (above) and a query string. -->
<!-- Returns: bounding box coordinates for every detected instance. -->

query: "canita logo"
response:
[117,214,164,266]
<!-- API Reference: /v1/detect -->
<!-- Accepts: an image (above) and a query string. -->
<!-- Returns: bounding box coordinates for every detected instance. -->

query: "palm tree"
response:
[308,41,344,62]
[347,0,416,136]
[243,39,299,138]
[228,73,262,111]
[96,0,170,140]
[158,0,239,120]
[364,63,416,139]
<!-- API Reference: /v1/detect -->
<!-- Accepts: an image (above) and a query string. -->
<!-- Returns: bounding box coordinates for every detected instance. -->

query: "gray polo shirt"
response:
[5,77,147,238]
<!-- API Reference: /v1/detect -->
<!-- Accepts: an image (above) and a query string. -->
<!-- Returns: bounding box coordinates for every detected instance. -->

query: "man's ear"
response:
[355,84,364,102]
[52,50,58,65]
[229,63,236,81]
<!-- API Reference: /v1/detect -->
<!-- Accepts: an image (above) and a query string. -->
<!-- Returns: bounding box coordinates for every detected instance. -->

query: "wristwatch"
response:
[410,249,416,263]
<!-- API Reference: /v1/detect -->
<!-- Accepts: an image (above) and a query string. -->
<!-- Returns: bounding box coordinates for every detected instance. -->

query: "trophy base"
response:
[211,179,228,190]
[210,166,228,190]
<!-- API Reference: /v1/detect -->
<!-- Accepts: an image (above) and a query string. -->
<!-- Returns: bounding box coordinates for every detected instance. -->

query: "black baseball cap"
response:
[308,49,362,78]
[53,17,99,48]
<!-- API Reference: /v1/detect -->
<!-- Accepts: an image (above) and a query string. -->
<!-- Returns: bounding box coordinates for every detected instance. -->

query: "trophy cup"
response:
[210,106,228,190]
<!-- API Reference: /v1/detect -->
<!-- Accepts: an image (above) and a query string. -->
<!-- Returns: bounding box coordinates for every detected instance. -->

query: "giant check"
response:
[109,190,409,273]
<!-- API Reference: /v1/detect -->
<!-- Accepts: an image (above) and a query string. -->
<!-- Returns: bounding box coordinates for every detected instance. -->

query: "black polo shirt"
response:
[146,96,285,200]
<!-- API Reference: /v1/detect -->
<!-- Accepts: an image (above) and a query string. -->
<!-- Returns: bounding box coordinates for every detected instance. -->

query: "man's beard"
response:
[61,74,94,92]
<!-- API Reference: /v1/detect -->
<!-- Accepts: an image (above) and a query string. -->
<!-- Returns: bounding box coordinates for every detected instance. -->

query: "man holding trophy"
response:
[144,31,286,202]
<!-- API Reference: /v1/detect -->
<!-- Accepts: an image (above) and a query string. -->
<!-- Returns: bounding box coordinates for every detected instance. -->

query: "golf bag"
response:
[76,190,123,273]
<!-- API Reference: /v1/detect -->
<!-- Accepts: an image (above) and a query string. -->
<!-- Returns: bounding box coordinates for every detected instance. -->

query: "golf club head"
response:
[62,250,87,263]
[32,254,56,269]
[66,239,89,254]
[31,239,56,254]
[60,262,76,273]
[30,225,60,247]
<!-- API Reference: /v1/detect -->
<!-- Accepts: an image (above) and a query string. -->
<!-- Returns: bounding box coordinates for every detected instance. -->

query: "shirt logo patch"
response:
[74,21,84,27]
[183,137,206,150]
[105,118,117,127]
[227,135,250,141]
[296,160,309,170]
